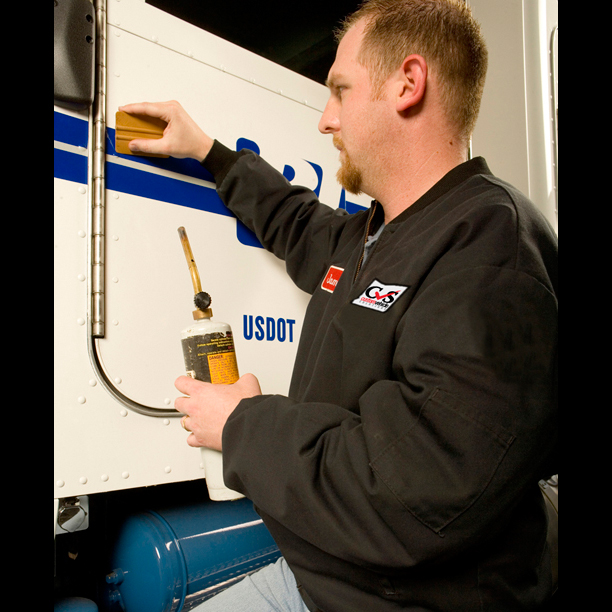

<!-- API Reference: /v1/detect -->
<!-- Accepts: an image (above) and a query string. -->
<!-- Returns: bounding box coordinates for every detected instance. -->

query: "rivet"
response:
[112,319,119,326]
[77,318,85,326]
[164,398,171,405]
[114,30,121,37]
[152,35,158,42]
[78,186,86,194]
[121,471,129,479]
[120,409,127,417]
[165,466,172,473]
[200,462,205,470]
[78,230,86,238]
[112,277,119,283]
[163,419,170,426]
[77,274,86,282]
[114,72,120,78]
[56,480,65,488]
[112,235,119,241]
[77,396,86,404]
[101,474,109,482]
[114,377,122,384]
[79,476,88,485]
[89,379,97,387]
[114,194,120,199]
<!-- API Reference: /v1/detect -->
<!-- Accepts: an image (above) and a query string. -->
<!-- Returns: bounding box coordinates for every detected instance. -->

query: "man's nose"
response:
[318,98,340,134]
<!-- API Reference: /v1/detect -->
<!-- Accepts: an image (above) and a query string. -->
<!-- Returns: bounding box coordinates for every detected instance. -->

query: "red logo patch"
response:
[321,265,344,293]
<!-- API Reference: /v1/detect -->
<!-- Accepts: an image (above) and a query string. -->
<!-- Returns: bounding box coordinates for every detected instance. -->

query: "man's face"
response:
[319,20,391,196]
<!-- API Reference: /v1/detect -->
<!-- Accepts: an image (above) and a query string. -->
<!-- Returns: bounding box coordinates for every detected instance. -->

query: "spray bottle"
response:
[178,226,244,501]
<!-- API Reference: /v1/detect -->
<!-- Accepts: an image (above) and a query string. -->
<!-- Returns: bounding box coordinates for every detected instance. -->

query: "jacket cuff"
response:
[201,139,249,186]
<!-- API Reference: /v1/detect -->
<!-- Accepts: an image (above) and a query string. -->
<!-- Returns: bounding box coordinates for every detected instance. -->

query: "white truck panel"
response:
[54,0,371,499]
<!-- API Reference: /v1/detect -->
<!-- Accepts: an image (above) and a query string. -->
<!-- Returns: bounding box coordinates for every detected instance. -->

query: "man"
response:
[120,1,557,610]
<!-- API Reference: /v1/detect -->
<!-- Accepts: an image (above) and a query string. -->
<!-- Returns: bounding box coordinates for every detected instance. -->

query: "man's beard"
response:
[334,135,363,196]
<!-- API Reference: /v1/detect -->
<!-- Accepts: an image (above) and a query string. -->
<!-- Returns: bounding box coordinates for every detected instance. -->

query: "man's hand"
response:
[174,373,262,450]
[118,100,214,161]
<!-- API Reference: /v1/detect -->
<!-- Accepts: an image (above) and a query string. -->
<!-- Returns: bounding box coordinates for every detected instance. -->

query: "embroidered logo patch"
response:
[321,265,344,293]
[352,279,409,312]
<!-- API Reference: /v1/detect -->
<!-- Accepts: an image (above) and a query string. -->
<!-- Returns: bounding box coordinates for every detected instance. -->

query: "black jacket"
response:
[202,142,558,611]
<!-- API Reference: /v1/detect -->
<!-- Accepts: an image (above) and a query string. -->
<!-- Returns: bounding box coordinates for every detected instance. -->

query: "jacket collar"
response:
[372,157,492,226]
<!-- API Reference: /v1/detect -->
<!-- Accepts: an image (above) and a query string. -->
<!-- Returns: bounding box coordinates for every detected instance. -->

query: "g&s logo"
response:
[352,280,409,312]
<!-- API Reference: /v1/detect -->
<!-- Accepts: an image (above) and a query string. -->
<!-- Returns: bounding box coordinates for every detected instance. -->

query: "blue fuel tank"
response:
[102,497,280,612]
[54,598,98,612]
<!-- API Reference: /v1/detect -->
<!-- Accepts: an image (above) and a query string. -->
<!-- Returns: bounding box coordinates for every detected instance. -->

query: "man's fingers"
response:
[119,101,170,120]
[118,102,170,155]
[127,137,168,155]
[175,374,208,396]
[186,432,204,448]
[237,373,262,396]
[174,395,189,414]
[127,138,150,153]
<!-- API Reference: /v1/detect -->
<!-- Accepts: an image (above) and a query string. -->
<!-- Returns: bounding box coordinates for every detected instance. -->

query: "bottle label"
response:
[181,331,239,384]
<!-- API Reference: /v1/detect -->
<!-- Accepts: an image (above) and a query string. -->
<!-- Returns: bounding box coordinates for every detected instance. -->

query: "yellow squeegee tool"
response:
[115,111,168,158]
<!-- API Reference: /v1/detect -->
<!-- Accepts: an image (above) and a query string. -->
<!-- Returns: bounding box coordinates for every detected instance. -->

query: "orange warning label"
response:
[207,352,239,385]
[182,332,239,384]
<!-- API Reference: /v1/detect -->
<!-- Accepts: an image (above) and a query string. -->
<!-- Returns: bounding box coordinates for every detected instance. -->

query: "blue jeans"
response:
[192,557,311,612]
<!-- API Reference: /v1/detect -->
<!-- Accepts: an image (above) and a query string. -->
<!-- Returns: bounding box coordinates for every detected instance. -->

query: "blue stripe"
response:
[53,111,229,214]
[54,148,88,184]
[106,162,232,217]
[53,111,216,184]
[53,111,371,248]
[54,110,262,245]
[54,111,89,148]
[53,142,229,218]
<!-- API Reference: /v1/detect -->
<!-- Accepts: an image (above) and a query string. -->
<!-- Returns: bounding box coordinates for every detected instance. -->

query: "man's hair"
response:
[336,0,488,144]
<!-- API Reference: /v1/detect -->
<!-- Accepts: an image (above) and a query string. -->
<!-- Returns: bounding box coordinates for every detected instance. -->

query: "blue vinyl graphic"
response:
[54,111,366,248]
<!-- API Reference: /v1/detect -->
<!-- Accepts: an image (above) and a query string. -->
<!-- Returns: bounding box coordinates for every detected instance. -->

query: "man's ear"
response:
[395,54,427,112]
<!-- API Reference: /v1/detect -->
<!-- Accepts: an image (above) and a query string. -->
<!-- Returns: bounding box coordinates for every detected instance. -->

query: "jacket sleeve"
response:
[222,263,557,569]
[203,140,352,294]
